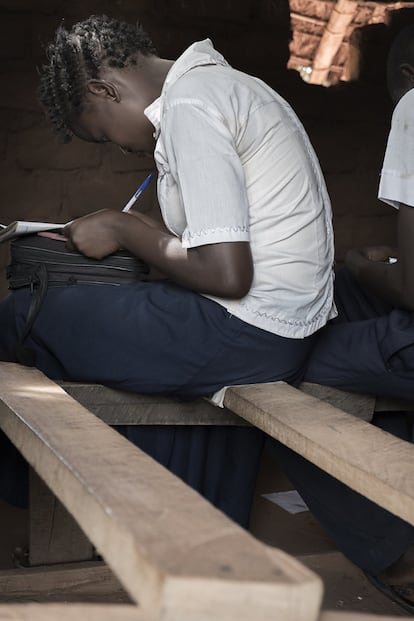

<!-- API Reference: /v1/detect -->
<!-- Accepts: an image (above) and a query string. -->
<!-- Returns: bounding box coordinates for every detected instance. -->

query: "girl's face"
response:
[70,72,157,155]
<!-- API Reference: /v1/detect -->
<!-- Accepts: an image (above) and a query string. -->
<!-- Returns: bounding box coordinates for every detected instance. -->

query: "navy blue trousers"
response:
[0,280,314,526]
[267,269,414,573]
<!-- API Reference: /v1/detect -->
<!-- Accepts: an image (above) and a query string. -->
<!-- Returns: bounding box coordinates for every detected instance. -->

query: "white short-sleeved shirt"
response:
[145,40,336,338]
[379,88,414,208]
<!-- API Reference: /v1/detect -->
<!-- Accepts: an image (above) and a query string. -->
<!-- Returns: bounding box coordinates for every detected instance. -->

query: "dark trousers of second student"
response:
[266,268,414,575]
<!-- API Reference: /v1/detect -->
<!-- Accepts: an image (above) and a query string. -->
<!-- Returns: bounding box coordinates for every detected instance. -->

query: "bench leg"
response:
[29,469,94,566]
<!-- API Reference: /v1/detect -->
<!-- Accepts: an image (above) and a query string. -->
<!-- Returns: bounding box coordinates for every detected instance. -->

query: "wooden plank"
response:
[32,383,245,567]
[31,381,375,569]
[0,606,405,621]
[0,604,143,620]
[58,382,247,426]
[309,0,358,85]
[29,470,94,566]
[223,382,414,527]
[0,363,323,621]
[59,381,377,425]
[0,562,126,599]
[321,614,405,620]
[299,383,374,421]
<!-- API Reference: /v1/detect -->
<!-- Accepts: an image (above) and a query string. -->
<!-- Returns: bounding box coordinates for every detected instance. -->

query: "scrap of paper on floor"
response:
[262,490,309,514]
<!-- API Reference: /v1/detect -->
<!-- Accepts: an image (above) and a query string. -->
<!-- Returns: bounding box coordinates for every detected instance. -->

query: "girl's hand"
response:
[64,209,124,259]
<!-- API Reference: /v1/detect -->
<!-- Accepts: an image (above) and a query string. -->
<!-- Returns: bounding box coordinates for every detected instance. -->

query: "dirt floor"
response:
[0,451,411,617]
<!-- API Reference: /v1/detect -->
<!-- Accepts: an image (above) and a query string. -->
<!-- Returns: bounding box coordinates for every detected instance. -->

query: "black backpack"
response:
[7,234,149,365]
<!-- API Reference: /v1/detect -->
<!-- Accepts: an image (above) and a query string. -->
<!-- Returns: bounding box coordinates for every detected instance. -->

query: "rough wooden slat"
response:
[299,383,375,421]
[309,0,358,85]
[0,605,405,621]
[0,604,142,620]
[31,384,245,568]
[0,562,126,599]
[58,382,247,426]
[0,363,322,621]
[57,382,378,425]
[59,381,377,425]
[223,382,414,527]
[320,614,405,620]
[29,470,94,566]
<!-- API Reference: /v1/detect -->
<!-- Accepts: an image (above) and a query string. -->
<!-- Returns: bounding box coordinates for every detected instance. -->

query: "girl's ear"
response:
[86,80,121,102]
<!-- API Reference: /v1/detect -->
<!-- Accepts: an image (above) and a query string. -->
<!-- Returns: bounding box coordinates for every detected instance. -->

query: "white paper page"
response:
[262,490,309,514]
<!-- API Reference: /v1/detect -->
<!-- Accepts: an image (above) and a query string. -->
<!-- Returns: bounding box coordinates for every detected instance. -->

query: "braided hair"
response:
[38,15,158,143]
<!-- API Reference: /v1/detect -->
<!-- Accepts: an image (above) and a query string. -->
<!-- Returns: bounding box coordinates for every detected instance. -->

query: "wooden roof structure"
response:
[289,0,414,85]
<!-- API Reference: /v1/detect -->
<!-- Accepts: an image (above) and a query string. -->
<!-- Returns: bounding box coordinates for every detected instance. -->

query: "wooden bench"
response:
[1,361,414,620]
[0,603,407,621]
[58,378,414,525]
[28,378,406,566]
[0,362,323,621]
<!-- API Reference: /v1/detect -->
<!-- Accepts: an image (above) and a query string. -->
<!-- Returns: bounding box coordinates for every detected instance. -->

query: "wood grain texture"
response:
[0,363,322,621]
[0,562,126,598]
[321,614,405,621]
[0,604,142,620]
[0,605,405,621]
[0,606,406,621]
[59,382,380,425]
[59,382,247,426]
[299,383,375,421]
[224,382,414,526]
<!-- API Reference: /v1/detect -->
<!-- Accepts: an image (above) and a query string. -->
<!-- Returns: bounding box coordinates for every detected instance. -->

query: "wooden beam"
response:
[321,613,406,621]
[0,363,322,621]
[58,382,247,426]
[0,604,406,621]
[0,604,143,621]
[58,381,376,424]
[309,0,358,85]
[299,383,374,421]
[291,12,327,27]
[289,55,344,74]
[0,562,125,600]
[223,382,414,527]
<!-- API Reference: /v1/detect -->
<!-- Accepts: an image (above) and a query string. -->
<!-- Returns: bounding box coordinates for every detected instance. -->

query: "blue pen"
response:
[122,173,154,212]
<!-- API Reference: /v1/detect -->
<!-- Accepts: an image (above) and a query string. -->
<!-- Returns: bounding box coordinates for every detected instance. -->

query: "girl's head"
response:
[387,25,414,104]
[39,15,159,149]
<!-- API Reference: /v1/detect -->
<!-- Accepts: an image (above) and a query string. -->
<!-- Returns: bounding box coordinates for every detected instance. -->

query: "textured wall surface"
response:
[0,0,405,298]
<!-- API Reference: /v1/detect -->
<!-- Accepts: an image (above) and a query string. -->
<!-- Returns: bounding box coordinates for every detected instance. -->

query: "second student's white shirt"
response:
[379,88,414,209]
[145,40,336,339]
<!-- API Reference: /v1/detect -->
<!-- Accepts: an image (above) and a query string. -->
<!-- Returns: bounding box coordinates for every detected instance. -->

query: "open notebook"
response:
[0,221,67,243]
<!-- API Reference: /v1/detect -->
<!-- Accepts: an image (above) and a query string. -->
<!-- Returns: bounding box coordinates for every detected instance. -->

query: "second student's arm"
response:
[345,204,414,310]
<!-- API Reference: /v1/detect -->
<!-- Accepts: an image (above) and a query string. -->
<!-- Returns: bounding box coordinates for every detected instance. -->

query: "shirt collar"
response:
[144,39,229,140]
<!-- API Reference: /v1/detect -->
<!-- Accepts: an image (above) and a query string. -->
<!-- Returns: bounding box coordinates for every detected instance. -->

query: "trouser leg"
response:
[0,294,18,362]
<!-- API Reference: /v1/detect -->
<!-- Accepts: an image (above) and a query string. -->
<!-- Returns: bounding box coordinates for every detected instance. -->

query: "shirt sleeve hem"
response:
[379,171,414,209]
[182,227,250,248]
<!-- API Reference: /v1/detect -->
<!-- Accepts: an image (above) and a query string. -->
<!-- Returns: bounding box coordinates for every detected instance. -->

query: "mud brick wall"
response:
[0,0,407,298]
